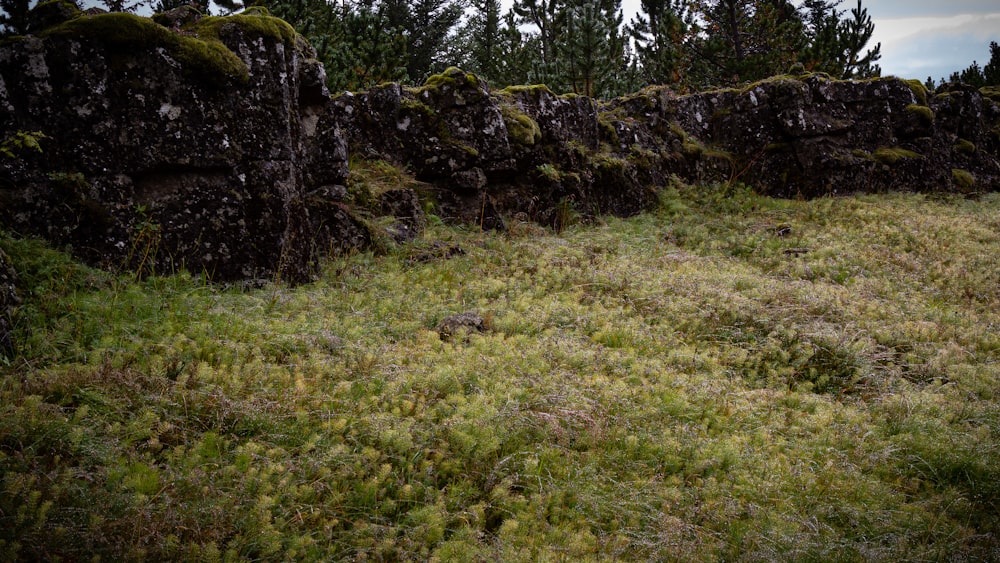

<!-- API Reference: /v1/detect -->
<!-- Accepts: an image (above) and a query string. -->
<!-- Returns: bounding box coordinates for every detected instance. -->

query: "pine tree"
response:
[465,0,503,83]
[797,0,842,74]
[983,41,1000,86]
[512,0,566,86]
[959,61,986,87]
[687,0,805,88]
[837,0,880,78]
[0,0,32,36]
[259,0,407,92]
[402,0,464,82]
[559,0,625,97]
[333,4,408,91]
[493,9,537,87]
[628,0,690,85]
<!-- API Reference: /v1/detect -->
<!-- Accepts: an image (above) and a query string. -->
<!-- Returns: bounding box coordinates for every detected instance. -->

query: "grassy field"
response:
[1,182,998,561]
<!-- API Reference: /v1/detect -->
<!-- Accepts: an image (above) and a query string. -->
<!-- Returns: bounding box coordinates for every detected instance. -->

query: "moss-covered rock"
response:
[905,103,935,125]
[954,139,976,155]
[904,78,930,106]
[952,168,975,191]
[194,11,297,46]
[873,147,922,165]
[1,9,348,284]
[40,12,250,85]
[423,66,481,92]
[500,103,541,146]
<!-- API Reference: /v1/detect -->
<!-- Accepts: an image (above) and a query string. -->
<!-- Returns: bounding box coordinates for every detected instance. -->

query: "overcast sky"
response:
[503,0,1000,83]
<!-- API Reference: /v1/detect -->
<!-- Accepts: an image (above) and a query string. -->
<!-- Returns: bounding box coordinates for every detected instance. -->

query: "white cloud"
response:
[863,0,1000,19]
[874,12,1000,80]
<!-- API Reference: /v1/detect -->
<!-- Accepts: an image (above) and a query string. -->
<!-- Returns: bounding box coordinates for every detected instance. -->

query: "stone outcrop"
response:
[337,71,999,228]
[333,73,659,228]
[616,75,1000,197]
[0,3,358,284]
[2,5,998,288]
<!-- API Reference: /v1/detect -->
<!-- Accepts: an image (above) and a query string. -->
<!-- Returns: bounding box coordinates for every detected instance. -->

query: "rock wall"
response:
[337,70,999,229]
[2,5,999,295]
[0,3,358,285]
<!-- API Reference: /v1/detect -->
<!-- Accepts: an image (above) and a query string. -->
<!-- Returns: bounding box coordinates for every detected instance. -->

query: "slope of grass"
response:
[2,185,999,560]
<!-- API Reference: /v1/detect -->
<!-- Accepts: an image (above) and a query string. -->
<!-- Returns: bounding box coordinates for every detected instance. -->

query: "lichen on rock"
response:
[2,7,999,287]
[0,2,354,285]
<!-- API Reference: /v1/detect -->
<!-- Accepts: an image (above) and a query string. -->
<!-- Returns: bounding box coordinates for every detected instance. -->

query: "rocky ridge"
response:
[1,3,998,295]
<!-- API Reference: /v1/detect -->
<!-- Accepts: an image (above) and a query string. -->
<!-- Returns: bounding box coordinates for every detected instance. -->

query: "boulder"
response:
[0,4,357,284]
[436,312,486,341]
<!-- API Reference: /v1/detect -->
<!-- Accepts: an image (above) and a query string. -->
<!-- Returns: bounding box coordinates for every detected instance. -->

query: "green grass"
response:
[2,185,999,560]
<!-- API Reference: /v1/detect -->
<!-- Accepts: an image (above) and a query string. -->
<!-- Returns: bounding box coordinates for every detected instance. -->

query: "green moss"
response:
[536,163,561,182]
[500,104,541,146]
[41,12,169,47]
[400,97,437,119]
[954,139,976,155]
[592,153,627,173]
[905,103,935,125]
[904,78,929,106]
[499,84,555,98]
[423,67,480,91]
[597,114,620,146]
[980,86,1000,103]
[851,149,874,161]
[627,144,657,168]
[952,168,975,191]
[194,12,297,46]
[764,142,791,153]
[739,75,803,95]
[873,147,921,165]
[40,13,249,85]
[801,71,833,81]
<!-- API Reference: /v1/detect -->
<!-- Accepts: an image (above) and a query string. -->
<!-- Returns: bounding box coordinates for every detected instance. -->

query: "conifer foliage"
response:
[945,42,1000,88]
[0,0,31,35]
[1,0,883,96]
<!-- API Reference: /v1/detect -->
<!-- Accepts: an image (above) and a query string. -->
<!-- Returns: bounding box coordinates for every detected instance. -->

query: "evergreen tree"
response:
[837,0,880,78]
[559,0,625,97]
[492,9,537,86]
[100,0,153,12]
[332,4,408,91]
[983,41,1000,86]
[401,0,464,82]
[0,0,32,35]
[464,0,503,82]
[797,0,843,74]
[513,0,563,68]
[258,0,407,92]
[959,61,986,87]
[512,0,566,87]
[628,0,690,85]
[686,0,805,88]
